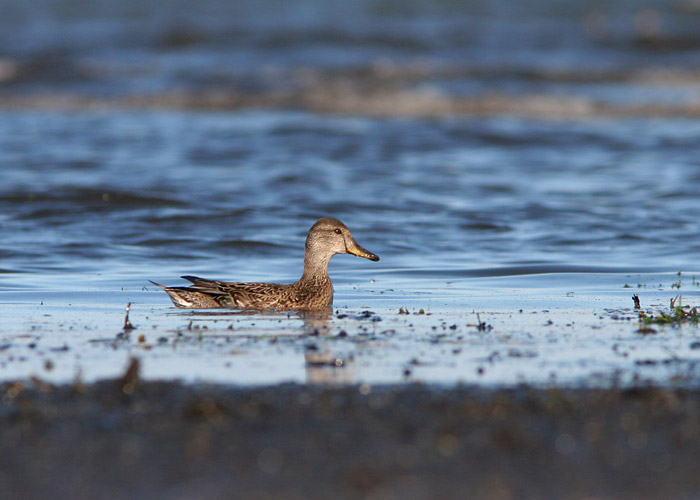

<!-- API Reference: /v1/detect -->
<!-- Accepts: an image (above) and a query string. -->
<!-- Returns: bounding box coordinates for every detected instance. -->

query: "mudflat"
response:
[2,376,698,500]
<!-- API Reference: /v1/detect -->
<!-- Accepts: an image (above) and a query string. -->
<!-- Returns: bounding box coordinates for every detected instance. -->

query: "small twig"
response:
[670,295,679,309]
[123,302,135,331]
[476,313,491,332]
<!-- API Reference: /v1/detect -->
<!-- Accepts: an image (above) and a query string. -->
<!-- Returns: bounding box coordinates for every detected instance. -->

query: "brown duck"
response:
[150,217,379,310]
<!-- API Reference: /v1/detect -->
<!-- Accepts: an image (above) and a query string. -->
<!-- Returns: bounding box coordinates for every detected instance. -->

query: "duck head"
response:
[306,217,380,263]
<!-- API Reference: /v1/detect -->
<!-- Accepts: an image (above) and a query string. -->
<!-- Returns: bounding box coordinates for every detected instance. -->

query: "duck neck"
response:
[301,250,332,282]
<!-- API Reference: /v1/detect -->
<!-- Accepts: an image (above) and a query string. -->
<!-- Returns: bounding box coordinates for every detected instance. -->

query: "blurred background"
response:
[3,0,700,112]
[1,0,700,288]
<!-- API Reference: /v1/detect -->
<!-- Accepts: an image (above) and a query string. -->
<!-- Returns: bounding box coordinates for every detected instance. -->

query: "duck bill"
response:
[347,239,380,262]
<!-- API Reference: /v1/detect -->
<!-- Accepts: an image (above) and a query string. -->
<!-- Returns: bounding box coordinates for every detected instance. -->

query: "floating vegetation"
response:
[671,271,682,290]
[668,271,700,290]
[624,271,700,291]
[640,295,700,328]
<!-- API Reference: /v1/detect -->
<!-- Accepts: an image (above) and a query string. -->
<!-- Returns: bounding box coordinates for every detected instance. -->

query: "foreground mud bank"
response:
[1,377,699,500]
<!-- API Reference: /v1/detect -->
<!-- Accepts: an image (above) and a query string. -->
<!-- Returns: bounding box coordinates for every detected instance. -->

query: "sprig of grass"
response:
[640,295,700,327]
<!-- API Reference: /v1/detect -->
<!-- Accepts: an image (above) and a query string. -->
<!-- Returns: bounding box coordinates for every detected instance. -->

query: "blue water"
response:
[2,0,700,105]
[1,111,699,288]
[1,0,700,387]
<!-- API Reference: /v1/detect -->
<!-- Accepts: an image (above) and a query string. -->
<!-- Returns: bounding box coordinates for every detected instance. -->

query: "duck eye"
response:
[334,228,342,235]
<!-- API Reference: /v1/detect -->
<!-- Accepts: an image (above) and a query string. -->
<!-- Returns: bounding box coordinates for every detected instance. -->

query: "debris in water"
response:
[475,313,492,332]
[123,302,135,331]
[304,349,348,367]
[641,300,699,327]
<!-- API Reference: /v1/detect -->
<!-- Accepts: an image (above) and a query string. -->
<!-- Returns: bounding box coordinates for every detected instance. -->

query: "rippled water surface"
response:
[1,110,699,387]
[3,0,700,107]
[1,0,700,387]
[1,111,699,280]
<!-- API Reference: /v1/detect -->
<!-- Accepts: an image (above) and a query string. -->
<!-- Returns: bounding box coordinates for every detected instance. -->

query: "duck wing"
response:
[180,275,290,309]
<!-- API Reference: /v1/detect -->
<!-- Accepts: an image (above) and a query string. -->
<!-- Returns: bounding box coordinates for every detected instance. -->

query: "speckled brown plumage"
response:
[151,217,379,310]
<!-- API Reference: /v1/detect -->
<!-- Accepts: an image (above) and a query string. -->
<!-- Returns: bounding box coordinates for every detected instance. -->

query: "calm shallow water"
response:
[1,272,699,387]
[1,0,700,387]
[1,110,700,387]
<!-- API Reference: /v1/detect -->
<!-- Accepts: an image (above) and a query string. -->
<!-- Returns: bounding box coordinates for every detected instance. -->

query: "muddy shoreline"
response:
[2,376,699,500]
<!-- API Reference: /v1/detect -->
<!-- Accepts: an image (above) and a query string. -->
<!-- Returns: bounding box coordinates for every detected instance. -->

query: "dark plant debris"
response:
[475,313,493,332]
[640,295,700,327]
[123,302,135,331]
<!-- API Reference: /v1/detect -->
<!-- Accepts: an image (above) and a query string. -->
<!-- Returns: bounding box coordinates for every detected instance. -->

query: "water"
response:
[1,0,700,387]
[3,1,700,95]
[2,112,699,276]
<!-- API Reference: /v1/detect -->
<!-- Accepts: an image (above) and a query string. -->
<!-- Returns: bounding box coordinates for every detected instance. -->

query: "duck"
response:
[150,217,379,310]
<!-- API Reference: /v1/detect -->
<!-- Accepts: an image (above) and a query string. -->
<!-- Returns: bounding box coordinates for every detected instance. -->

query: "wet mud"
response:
[2,376,699,500]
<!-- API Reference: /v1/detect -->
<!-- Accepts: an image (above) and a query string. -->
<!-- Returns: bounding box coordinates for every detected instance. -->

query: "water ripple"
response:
[0,112,698,283]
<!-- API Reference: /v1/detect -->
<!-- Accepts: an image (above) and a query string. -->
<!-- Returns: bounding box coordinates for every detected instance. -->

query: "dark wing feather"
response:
[180,275,290,309]
[180,275,232,290]
[149,280,226,308]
